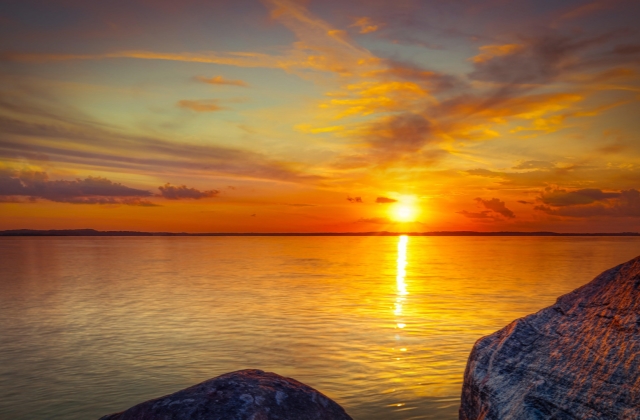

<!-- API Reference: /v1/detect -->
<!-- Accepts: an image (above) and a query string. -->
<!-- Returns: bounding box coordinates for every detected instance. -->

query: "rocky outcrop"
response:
[100,369,352,420]
[460,256,640,419]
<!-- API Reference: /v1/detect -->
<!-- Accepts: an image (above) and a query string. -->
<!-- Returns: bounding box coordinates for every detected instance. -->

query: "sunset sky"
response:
[1,0,640,232]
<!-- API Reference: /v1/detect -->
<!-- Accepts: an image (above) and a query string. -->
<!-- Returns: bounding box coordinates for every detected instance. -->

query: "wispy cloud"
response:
[469,32,624,86]
[559,0,618,20]
[195,75,248,87]
[1,50,284,68]
[158,183,219,199]
[357,217,392,224]
[177,99,225,112]
[350,17,381,34]
[0,94,323,184]
[513,161,556,170]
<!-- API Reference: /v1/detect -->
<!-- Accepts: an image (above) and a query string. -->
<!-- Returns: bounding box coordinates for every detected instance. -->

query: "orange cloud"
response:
[350,17,381,34]
[560,0,615,20]
[177,99,225,112]
[1,50,286,69]
[471,44,523,64]
[321,80,430,118]
[0,1,380,81]
[195,75,248,87]
[4,0,637,195]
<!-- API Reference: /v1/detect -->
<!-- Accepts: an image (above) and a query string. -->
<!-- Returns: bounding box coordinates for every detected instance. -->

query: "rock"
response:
[100,369,352,420]
[460,256,640,420]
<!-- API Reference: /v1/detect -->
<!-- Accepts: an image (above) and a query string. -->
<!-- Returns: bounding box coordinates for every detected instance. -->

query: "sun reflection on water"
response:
[396,235,408,296]
[392,234,409,410]
[395,234,408,323]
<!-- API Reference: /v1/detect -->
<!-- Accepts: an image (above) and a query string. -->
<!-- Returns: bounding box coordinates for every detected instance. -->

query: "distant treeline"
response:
[1,229,639,237]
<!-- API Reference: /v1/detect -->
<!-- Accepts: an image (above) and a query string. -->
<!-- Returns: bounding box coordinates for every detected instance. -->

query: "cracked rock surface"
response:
[460,256,640,420]
[100,369,352,420]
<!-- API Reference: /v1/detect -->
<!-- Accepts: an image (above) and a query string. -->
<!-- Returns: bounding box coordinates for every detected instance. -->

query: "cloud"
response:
[538,188,620,206]
[466,167,589,189]
[513,160,555,170]
[535,189,640,218]
[357,217,392,224]
[333,112,447,170]
[373,60,461,93]
[560,0,618,20]
[457,197,515,221]
[1,50,285,69]
[436,91,584,129]
[469,33,617,86]
[0,96,323,184]
[471,44,523,64]
[475,197,515,218]
[0,169,158,205]
[518,200,534,205]
[2,1,407,182]
[177,99,225,112]
[50,196,158,206]
[363,113,434,162]
[388,37,444,50]
[467,168,504,178]
[158,183,219,200]
[350,17,381,34]
[376,196,397,203]
[0,196,23,203]
[323,80,431,118]
[598,143,627,154]
[195,75,248,87]
[613,44,640,55]
[457,210,496,219]
[2,0,637,189]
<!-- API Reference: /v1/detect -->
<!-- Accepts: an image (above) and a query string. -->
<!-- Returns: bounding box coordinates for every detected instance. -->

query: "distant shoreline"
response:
[1,229,639,237]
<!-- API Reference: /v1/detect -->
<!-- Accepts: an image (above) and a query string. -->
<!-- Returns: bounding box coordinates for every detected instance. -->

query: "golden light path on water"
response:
[395,235,408,361]
[396,235,409,297]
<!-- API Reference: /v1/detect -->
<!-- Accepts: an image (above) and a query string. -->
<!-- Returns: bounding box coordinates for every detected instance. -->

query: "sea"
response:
[1,236,639,419]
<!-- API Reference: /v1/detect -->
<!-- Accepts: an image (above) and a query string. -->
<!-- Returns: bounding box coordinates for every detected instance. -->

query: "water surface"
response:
[1,236,639,419]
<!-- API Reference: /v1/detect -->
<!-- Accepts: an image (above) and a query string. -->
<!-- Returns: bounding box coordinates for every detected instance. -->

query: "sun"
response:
[391,203,419,223]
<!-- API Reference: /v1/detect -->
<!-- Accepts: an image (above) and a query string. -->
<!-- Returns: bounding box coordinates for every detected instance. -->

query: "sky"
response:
[1,0,640,232]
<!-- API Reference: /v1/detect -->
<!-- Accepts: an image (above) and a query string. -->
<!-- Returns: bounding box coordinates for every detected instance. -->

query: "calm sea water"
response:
[1,236,639,419]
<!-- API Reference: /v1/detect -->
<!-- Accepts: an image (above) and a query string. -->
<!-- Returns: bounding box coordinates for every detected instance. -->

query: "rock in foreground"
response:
[460,256,640,419]
[100,369,352,420]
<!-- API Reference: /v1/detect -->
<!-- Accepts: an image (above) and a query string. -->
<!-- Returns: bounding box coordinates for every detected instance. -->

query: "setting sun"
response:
[391,203,419,222]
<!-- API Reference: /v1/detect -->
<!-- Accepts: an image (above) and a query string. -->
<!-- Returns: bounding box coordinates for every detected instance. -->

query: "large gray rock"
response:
[100,369,352,420]
[460,256,640,419]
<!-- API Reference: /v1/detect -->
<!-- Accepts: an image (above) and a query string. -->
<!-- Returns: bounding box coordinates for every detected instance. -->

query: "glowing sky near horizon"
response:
[1,0,640,232]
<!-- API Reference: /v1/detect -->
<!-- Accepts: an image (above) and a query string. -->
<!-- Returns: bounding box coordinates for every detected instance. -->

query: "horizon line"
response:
[1,229,640,237]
